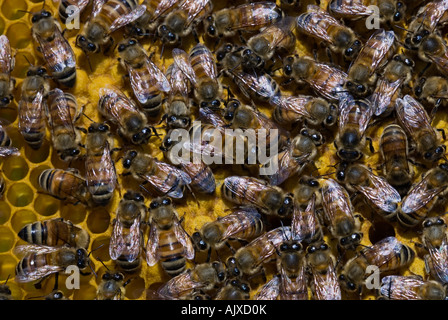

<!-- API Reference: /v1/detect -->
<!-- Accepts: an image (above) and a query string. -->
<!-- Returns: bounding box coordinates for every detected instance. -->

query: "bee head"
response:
[122,150,138,169]
[76,35,99,54]
[157,25,179,45]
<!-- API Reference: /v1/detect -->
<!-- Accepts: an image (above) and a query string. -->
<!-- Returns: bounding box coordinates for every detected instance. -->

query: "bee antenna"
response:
[88,243,105,257]
[22,55,33,66]
[96,256,109,270]
[393,25,411,33]
[17,10,34,14]
[139,183,152,195]
[82,112,94,123]
[160,43,166,60]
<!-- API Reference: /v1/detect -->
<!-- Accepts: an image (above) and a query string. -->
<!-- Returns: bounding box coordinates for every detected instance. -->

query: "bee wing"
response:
[321,179,354,224]
[157,270,204,298]
[311,260,341,300]
[362,236,408,271]
[145,160,191,198]
[166,62,190,98]
[254,275,280,300]
[34,28,76,71]
[230,2,281,30]
[86,143,118,195]
[13,244,61,257]
[152,0,182,21]
[0,35,13,74]
[222,176,271,212]
[47,88,76,137]
[311,64,347,101]
[146,222,160,266]
[264,148,306,186]
[219,207,262,241]
[275,95,314,119]
[380,276,424,300]
[353,169,401,213]
[172,48,197,86]
[280,264,308,300]
[425,240,448,284]
[297,5,341,44]
[190,43,218,81]
[292,194,321,243]
[0,146,20,157]
[396,95,434,138]
[419,0,448,32]
[372,77,403,116]
[109,219,126,260]
[328,0,372,17]
[92,0,107,18]
[18,89,45,132]
[15,264,63,283]
[338,95,373,136]
[173,216,195,260]
[260,17,295,52]
[427,53,448,78]
[109,5,147,33]
[180,0,211,27]
[229,69,277,102]
[198,107,227,128]
[98,87,140,128]
[401,173,445,214]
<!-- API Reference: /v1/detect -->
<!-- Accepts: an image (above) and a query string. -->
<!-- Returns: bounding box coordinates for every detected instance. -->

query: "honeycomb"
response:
[0,0,445,301]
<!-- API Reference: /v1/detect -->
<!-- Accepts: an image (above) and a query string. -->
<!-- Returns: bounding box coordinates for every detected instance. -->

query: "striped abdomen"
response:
[158,229,188,277]
[18,99,46,150]
[97,0,140,28]
[39,169,88,204]
[237,3,283,32]
[47,91,78,135]
[181,162,215,194]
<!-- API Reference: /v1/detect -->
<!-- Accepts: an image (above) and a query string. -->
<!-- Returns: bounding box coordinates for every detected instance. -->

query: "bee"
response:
[162,61,192,130]
[328,0,406,25]
[191,207,264,259]
[0,123,17,157]
[420,216,448,284]
[254,275,282,300]
[18,66,50,150]
[46,88,84,162]
[379,124,414,197]
[334,96,374,162]
[76,0,146,54]
[58,0,90,24]
[260,128,325,186]
[345,29,395,98]
[122,150,192,199]
[336,162,401,221]
[226,226,292,278]
[273,95,338,128]
[215,43,265,75]
[96,271,129,300]
[282,55,348,101]
[18,218,90,249]
[306,241,342,300]
[292,193,323,245]
[0,35,15,108]
[294,175,322,210]
[110,191,147,273]
[221,176,294,218]
[98,86,158,145]
[14,245,92,283]
[395,94,446,163]
[296,5,362,62]
[379,275,447,300]
[404,0,448,50]
[417,33,448,78]
[161,130,216,194]
[320,178,363,251]
[117,38,171,118]
[173,43,223,108]
[157,0,213,45]
[146,197,195,277]
[156,261,227,299]
[204,2,284,41]
[398,163,448,227]
[371,54,414,117]
[85,122,119,206]
[414,76,448,108]
[30,10,76,88]
[0,277,12,300]
[38,168,90,206]
[338,236,415,294]
[215,278,251,300]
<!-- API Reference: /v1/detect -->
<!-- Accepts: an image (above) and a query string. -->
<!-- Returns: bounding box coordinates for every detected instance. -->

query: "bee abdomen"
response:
[158,231,187,277]
[18,221,47,245]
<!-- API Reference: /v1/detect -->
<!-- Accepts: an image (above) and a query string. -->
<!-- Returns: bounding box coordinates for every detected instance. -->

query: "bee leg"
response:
[408,158,427,170]
[75,126,87,134]
[418,62,432,78]
[326,48,333,65]
[238,31,247,45]
[280,77,294,87]
[436,128,446,140]
[224,241,236,255]
[366,137,375,153]
[192,28,200,44]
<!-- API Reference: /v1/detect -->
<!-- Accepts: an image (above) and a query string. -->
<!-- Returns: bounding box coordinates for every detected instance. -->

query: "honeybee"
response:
[122,150,192,199]
[18,218,90,249]
[191,207,264,259]
[146,197,195,277]
[30,10,76,88]
[110,191,146,273]
[98,86,158,145]
[14,245,92,283]
[273,95,338,128]
[338,236,415,294]
[379,275,446,300]
[399,163,448,227]
[336,162,401,221]
[226,226,292,278]
[371,54,414,117]
[76,0,146,54]
[379,124,414,197]
[334,96,374,162]
[117,38,171,118]
[85,122,119,206]
[221,176,294,218]
[156,261,227,299]
[38,168,90,206]
[18,65,50,150]
[0,123,17,158]
[296,5,362,61]
[0,277,12,300]
[46,88,84,162]
[282,55,348,101]
[260,128,324,186]
[173,43,223,108]
[161,130,216,194]
[254,275,281,300]
[215,278,251,300]
[328,0,406,25]
[345,29,395,98]
[395,94,446,163]
[215,43,265,75]
[96,271,129,300]
[306,241,342,300]
[204,2,284,41]
[0,35,15,108]
[292,193,323,245]
[162,61,192,130]
[157,0,213,45]
[421,216,448,284]
[58,0,90,24]
[294,175,322,210]
[320,178,363,250]
[417,33,448,77]
[414,76,448,108]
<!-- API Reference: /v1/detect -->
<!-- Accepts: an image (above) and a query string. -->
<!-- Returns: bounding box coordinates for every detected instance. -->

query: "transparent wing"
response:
[312,260,341,300]
[172,48,197,86]
[173,216,195,260]
[92,0,107,18]
[396,95,434,138]
[146,223,160,266]
[231,2,281,30]
[47,88,76,137]
[401,173,445,214]
[190,43,218,82]
[109,219,126,260]
[35,28,76,72]
[380,276,423,300]
[152,0,182,21]
[86,142,118,195]
[110,5,147,33]
[0,35,13,74]
[275,95,314,119]
[372,77,403,116]
[254,275,280,300]
[296,5,342,44]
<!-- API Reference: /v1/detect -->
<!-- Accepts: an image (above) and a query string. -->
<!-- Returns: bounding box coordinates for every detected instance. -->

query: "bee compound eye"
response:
[218,272,226,282]
[212,100,221,107]
[42,11,51,17]
[118,44,126,52]
[280,243,289,251]
[423,219,432,228]
[1,97,10,105]
[162,198,171,205]
[113,273,123,281]
[241,283,250,293]
[393,12,402,21]
[129,39,136,45]
[150,201,159,209]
